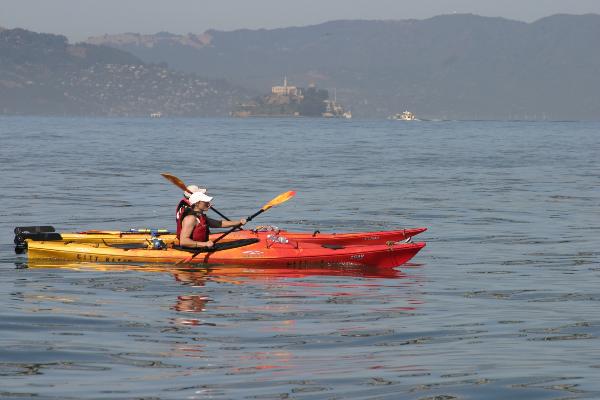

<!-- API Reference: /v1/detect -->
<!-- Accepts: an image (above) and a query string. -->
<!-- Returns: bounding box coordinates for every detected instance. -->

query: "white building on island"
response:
[271,76,299,97]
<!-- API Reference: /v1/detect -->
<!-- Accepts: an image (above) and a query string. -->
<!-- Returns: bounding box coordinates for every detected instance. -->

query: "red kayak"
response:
[15,225,427,250]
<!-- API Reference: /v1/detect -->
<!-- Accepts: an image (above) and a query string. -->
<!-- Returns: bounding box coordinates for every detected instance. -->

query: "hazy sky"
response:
[2,0,600,41]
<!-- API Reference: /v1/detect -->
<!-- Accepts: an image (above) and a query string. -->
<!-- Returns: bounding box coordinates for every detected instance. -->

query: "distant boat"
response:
[150,112,162,118]
[322,90,351,118]
[389,111,417,121]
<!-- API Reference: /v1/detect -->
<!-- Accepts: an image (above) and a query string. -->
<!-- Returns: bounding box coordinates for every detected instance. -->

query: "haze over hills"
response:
[87,13,600,120]
[0,28,252,116]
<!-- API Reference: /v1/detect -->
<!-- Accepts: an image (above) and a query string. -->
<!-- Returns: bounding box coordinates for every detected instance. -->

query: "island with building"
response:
[232,77,351,118]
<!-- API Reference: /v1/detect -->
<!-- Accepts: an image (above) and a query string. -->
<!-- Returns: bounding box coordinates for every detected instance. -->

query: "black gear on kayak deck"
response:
[14,230,63,254]
[14,226,56,234]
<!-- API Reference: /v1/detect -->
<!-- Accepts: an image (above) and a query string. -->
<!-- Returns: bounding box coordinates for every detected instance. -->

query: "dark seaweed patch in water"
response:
[522,321,600,342]
[0,362,110,376]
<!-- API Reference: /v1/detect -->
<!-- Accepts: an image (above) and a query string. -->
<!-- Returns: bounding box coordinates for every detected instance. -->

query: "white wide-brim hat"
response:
[189,191,213,205]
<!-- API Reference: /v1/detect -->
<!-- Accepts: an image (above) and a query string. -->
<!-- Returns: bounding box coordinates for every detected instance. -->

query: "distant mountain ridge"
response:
[87,14,600,120]
[0,28,252,116]
[86,31,213,50]
[2,28,142,67]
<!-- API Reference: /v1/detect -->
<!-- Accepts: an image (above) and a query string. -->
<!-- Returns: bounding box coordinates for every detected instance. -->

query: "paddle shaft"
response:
[209,207,230,221]
[211,191,294,245]
[213,208,265,244]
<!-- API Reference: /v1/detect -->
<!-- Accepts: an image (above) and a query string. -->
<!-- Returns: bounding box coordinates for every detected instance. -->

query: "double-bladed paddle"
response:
[160,172,230,220]
[176,190,296,265]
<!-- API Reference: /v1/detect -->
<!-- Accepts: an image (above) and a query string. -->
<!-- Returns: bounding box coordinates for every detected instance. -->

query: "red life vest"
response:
[191,214,210,242]
[176,198,210,242]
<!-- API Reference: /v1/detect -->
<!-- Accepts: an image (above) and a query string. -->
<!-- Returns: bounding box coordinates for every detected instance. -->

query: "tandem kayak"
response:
[14,225,426,252]
[25,237,426,268]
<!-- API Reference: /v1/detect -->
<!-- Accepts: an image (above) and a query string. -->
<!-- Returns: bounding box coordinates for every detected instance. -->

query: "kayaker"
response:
[177,191,246,248]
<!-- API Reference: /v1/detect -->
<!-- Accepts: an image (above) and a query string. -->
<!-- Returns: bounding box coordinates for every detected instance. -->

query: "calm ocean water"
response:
[0,117,599,399]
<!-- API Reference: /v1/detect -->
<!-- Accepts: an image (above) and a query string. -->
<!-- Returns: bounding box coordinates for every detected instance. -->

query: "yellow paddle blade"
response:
[161,173,188,192]
[262,190,296,211]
